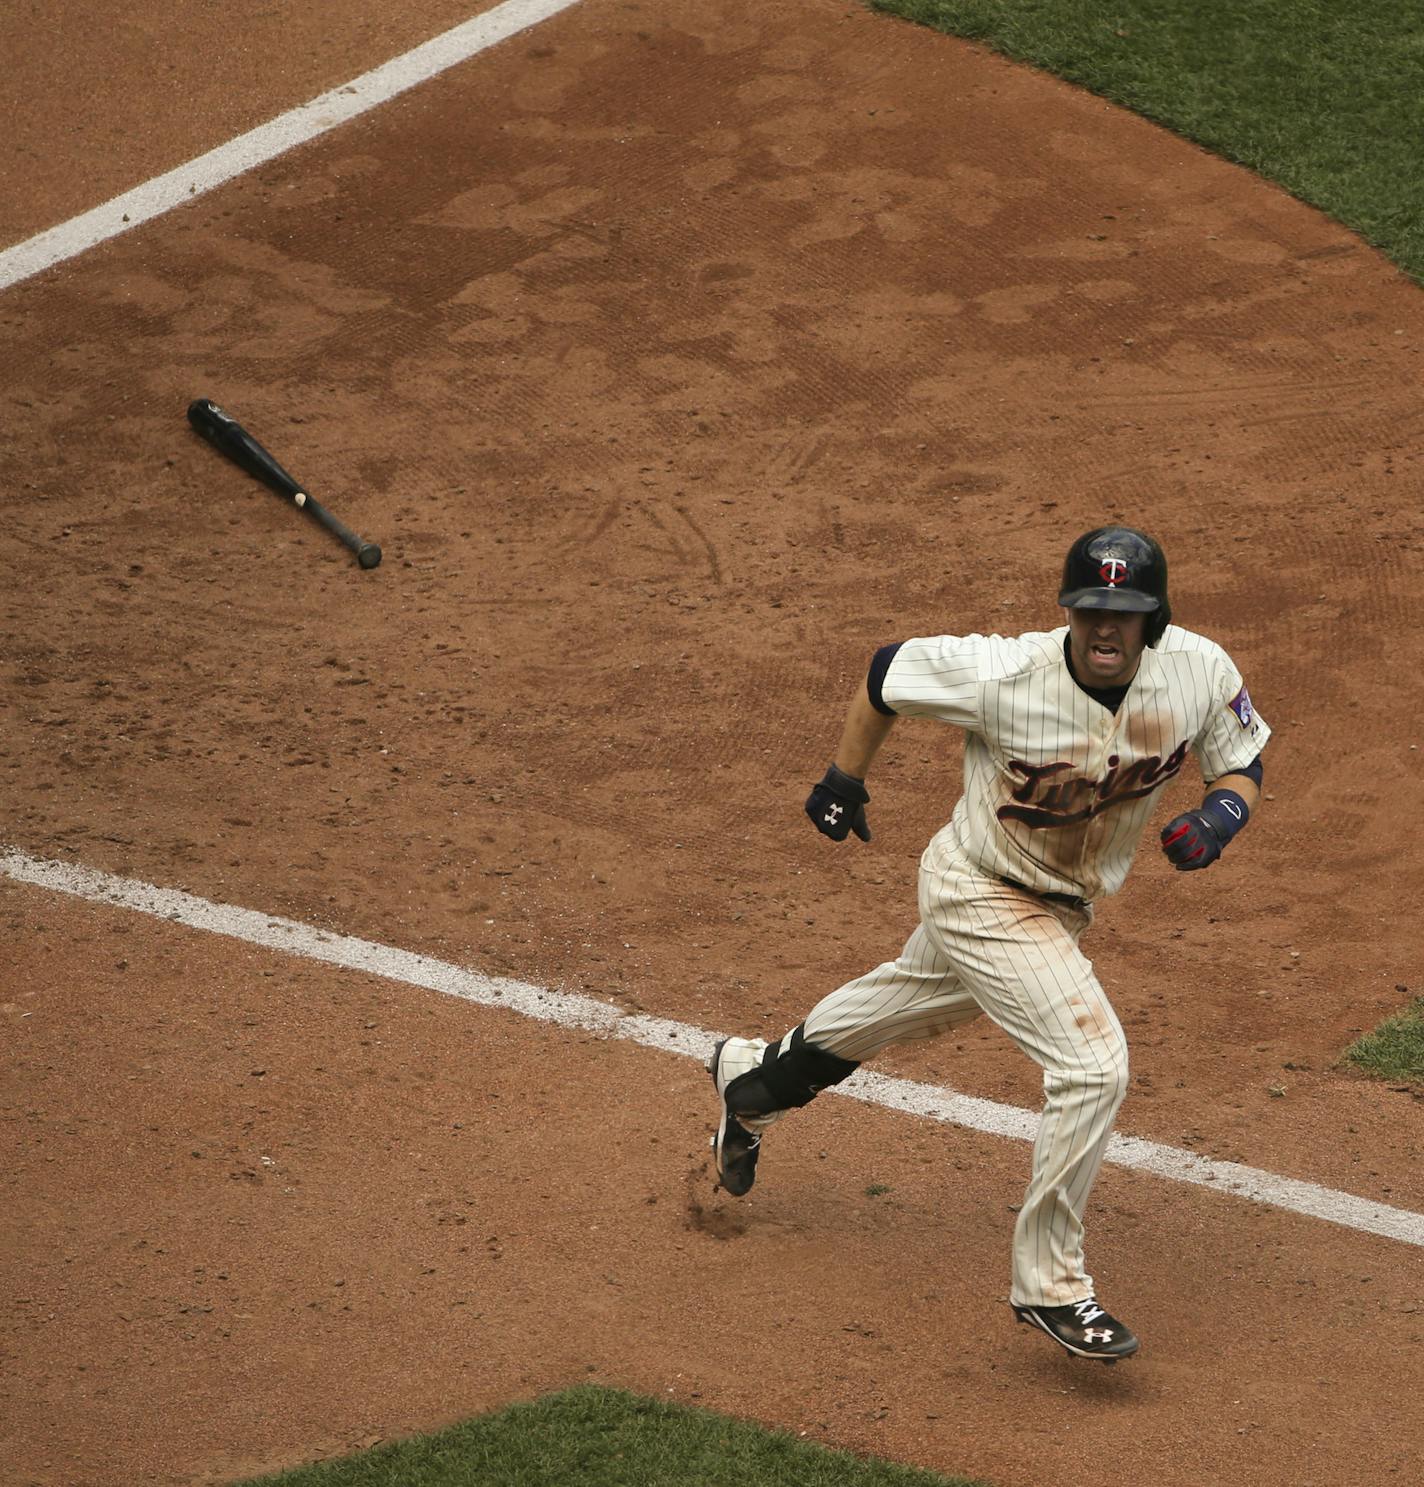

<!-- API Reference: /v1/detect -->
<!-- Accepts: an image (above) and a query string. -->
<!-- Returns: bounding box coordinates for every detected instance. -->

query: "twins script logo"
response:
[997,742,1189,829]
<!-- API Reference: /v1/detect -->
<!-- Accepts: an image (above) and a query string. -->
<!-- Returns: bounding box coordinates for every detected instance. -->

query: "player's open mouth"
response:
[1091,643,1120,660]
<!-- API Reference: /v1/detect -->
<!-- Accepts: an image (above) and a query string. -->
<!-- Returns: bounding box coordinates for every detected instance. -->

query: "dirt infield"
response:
[4,1,1423,1484]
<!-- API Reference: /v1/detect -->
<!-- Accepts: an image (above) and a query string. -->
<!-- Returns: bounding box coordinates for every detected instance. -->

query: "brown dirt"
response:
[3,1,1423,1484]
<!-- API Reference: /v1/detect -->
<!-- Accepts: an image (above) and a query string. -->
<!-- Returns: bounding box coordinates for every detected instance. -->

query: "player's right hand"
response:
[805,764,872,842]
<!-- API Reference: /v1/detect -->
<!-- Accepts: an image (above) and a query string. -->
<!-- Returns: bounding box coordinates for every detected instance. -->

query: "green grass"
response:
[868,0,1424,281]
[234,1386,987,1487]
[1343,998,1424,1082]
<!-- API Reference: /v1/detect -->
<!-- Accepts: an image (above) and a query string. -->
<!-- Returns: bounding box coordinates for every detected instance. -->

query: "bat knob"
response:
[357,543,382,570]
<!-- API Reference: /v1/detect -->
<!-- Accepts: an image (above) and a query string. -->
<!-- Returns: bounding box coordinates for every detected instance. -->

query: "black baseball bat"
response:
[186,398,382,569]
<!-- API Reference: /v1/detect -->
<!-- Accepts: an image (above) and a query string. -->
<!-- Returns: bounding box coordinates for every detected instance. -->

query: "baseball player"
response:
[708,526,1269,1363]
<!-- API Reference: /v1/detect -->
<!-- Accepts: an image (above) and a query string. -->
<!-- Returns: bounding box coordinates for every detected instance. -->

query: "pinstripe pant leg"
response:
[801,922,985,1062]
[919,871,1129,1307]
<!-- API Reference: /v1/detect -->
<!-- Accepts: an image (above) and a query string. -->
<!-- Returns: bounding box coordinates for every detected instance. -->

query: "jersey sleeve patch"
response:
[1227,685,1255,729]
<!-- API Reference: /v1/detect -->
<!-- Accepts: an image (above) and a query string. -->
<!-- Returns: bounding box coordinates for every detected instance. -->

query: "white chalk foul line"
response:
[0,0,583,291]
[5,845,1422,1251]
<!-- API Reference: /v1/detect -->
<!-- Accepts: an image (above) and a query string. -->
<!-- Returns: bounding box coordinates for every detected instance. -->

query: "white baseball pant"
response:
[795,832,1130,1307]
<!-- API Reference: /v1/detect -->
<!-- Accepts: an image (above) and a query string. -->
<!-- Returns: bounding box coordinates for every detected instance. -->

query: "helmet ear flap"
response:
[1147,601,1172,647]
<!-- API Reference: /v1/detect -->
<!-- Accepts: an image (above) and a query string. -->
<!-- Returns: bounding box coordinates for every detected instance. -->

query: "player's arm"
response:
[1160,755,1264,871]
[1205,770,1261,813]
[805,648,901,843]
[833,678,897,778]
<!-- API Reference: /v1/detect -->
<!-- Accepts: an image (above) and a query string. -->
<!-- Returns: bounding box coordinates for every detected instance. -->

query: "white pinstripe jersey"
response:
[880,624,1270,902]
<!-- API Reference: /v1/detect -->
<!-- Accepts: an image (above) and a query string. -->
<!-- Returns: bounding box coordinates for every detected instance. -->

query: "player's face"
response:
[1066,608,1148,686]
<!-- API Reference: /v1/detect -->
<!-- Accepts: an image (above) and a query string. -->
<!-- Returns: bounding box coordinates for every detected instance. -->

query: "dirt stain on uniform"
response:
[1069,995,1115,1042]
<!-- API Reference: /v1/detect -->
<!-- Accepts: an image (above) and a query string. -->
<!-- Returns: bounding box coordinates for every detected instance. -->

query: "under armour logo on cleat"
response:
[1083,1328,1114,1343]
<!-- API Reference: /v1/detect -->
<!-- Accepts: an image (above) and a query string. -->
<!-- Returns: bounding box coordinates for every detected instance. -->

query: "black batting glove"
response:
[806,763,872,842]
[1160,809,1227,870]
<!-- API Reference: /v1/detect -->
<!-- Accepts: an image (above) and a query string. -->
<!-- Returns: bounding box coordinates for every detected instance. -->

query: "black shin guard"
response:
[724,1025,860,1115]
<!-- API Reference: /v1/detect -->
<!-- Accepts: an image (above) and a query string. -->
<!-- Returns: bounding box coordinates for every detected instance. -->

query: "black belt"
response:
[999,876,1091,912]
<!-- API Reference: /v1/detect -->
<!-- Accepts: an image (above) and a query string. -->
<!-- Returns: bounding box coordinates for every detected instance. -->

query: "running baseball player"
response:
[708,526,1269,1363]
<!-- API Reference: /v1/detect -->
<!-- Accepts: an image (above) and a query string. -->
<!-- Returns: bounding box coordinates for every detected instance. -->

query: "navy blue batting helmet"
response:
[1058,526,1171,646]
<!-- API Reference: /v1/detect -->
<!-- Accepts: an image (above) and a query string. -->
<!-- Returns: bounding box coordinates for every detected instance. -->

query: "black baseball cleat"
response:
[707,1039,761,1196]
[1013,1297,1140,1363]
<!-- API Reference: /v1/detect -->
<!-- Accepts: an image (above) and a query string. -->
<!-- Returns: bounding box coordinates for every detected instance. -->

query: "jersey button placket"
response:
[1079,707,1123,880]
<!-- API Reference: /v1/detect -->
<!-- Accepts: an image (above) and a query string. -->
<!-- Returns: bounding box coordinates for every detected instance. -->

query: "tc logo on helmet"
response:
[1099,558,1129,586]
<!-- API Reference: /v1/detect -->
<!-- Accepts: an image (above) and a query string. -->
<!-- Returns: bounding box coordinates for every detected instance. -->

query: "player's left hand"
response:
[1160,810,1226,870]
